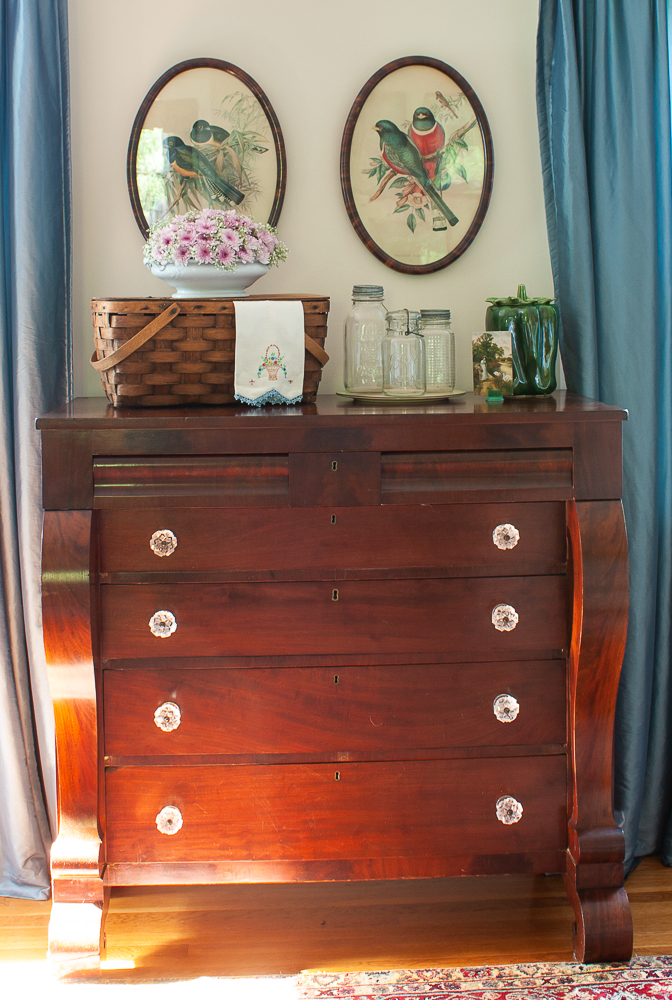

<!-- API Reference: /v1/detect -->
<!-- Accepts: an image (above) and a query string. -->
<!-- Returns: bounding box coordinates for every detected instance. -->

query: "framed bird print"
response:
[127,58,286,238]
[340,56,494,274]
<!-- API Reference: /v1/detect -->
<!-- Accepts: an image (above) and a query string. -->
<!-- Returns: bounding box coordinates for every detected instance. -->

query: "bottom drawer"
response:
[105,756,567,864]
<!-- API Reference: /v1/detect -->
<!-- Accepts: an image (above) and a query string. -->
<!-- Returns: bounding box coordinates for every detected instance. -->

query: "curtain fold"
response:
[536,0,672,868]
[0,0,72,897]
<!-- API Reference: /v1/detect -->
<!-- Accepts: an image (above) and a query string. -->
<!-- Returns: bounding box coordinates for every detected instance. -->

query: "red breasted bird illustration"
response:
[408,107,445,182]
[373,120,458,227]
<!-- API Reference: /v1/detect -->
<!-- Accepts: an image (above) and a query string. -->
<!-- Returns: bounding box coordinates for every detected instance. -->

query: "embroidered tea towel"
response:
[234,300,305,405]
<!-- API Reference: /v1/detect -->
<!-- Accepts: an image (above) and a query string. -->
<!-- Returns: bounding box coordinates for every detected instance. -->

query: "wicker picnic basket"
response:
[90,295,330,407]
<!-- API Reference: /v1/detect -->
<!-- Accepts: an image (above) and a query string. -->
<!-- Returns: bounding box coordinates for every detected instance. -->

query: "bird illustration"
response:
[435,90,462,118]
[373,120,458,226]
[164,136,244,205]
[408,107,445,182]
[190,119,230,145]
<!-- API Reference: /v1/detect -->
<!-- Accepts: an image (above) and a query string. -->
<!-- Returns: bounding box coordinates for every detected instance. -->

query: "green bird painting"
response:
[164,135,244,206]
[190,119,230,145]
[373,120,459,227]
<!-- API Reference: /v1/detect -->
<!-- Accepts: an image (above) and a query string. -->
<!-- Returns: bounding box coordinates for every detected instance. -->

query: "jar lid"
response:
[352,284,384,297]
[386,309,420,332]
[420,309,451,320]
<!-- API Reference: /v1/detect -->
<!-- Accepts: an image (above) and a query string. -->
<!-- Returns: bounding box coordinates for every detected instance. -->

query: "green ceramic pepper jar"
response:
[485,284,559,395]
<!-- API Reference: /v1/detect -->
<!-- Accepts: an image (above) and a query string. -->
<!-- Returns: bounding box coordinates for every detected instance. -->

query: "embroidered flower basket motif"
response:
[258,344,287,382]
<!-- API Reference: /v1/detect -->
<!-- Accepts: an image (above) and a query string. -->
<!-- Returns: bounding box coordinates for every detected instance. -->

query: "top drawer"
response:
[92,448,574,508]
[98,502,567,578]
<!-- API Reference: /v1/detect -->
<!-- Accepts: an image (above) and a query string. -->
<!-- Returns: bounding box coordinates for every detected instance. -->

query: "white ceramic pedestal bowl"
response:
[148,261,270,298]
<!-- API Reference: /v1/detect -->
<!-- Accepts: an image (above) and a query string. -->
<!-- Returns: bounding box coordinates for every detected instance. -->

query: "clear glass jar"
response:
[382,309,425,397]
[420,309,455,393]
[344,285,386,393]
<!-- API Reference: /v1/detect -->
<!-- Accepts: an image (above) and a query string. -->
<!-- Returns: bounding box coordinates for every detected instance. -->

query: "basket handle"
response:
[90,303,181,372]
[304,334,329,366]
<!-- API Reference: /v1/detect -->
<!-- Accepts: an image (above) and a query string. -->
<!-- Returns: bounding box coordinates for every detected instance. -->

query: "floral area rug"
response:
[296,958,672,1000]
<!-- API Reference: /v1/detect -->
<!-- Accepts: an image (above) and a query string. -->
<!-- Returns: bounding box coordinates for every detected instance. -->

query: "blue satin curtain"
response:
[537,0,672,868]
[0,0,71,897]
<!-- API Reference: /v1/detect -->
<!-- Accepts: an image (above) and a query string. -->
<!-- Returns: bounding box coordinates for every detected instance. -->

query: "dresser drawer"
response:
[104,660,567,756]
[105,755,568,864]
[100,577,568,659]
[97,502,566,578]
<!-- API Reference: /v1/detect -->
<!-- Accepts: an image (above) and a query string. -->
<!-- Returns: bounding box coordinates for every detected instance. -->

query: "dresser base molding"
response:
[103,852,567,886]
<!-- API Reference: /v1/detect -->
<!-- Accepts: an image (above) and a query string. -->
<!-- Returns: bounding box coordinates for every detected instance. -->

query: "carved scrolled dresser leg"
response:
[564,876,633,963]
[47,888,109,978]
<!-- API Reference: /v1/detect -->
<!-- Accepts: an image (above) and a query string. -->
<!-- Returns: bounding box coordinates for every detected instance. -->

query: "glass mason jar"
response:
[343,285,387,393]
[420,309,455,393]
[382,309,425,397]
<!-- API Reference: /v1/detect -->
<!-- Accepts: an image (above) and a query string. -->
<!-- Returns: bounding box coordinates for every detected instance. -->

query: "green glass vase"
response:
[485,284,559,396]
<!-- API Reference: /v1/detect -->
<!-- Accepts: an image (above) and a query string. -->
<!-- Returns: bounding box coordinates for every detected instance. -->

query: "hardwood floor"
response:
[1,856,670,979]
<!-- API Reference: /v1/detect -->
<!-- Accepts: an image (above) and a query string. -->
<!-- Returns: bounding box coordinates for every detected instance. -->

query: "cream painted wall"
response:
[68,0,553,398]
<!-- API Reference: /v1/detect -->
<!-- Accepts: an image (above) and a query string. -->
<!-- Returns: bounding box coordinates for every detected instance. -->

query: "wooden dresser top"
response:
[37,391,627,429]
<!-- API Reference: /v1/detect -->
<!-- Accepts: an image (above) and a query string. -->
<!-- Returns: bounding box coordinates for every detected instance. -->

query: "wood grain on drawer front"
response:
[381,450,573,502]
[104,756,567,863]
[97,502,566,578]
[93,455,289,507]
[104,660,567,756]
[100,577,568,659]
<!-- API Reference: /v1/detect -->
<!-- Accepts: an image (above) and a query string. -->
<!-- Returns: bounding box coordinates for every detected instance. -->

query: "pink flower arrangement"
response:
[144,209,288,271]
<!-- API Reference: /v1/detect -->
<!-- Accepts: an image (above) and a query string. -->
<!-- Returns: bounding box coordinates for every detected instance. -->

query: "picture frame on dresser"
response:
[37,392,632,976]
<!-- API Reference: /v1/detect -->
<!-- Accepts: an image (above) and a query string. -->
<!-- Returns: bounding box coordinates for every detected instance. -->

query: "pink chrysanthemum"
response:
[216,244,236,266]
[174,243,191,264]
[196,218,217,235]
[258,229,276,250]
[179,225,197,244]
[237,246,255,264]
[194,241,213,263]
[257,248,271,265]
[220,229,241,248]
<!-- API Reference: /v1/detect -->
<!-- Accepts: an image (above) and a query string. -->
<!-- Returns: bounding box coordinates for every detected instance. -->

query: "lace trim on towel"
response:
[234,390,303,407]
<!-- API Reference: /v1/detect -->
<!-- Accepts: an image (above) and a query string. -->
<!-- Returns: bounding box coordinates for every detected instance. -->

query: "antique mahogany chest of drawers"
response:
[38,392,632,975]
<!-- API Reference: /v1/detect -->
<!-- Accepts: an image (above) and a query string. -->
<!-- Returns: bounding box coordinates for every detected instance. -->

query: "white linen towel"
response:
[234,300,305,405]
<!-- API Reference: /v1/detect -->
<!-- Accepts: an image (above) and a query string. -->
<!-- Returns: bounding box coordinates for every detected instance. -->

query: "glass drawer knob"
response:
[493,694,519,722]
[149,610,177,638]
[154,701,181,732]
[150,529,178,557]
[496,795,523,825]
[155,805,183,836]
[493,523,519,550]
[492,603,518,631]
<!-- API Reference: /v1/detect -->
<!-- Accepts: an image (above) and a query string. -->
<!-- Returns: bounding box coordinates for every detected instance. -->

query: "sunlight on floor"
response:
[1,962,300,997]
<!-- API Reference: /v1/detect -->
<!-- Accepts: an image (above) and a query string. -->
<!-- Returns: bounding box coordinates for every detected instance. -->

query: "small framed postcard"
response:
[472,331,514,395]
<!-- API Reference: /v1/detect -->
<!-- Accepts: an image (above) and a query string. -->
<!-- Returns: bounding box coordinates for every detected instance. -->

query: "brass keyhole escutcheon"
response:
[332,589,339,601]
[331,514,337,524]
[331,460,338,471]
[334,675,339,684]
[335,771,341,781]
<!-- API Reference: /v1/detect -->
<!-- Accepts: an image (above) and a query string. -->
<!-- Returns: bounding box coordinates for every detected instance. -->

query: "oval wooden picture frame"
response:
[128,58,287,238]
[340,56,494,274]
